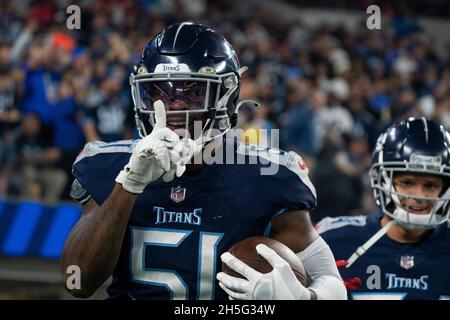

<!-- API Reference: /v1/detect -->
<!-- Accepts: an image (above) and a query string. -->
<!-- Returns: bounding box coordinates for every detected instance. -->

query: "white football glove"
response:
[116,100,180,193]
[162,138,201,182]
[216,244,311,300]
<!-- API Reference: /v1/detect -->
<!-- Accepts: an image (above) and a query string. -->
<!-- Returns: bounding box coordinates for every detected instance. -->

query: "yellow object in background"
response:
[242,126,260,145]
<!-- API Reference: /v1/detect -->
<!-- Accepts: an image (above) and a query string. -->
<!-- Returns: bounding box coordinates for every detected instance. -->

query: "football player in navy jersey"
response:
[316,118,450,300]
[61,22,346,300]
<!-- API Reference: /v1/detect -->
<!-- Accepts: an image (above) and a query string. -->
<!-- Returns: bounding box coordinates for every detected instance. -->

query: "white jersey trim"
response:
[73,140,137,166]
[315,216,368,235]
[236,142,316,198]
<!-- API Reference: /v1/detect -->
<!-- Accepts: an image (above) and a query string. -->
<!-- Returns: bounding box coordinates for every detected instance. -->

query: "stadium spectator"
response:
[50,73,85,186]
[9,113,67,204]
[81,76,134,142]
[0,40,23,197]
[0,0,448,211]
[282,82,316,164]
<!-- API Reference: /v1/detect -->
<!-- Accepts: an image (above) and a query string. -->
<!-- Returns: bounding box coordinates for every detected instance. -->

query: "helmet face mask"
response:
[370,118,450,230]
[370,164,450,230]
[130,22,242,144]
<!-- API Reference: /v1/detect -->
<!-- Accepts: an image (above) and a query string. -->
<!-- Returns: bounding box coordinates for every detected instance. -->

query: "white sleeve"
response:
[296,236,347,300]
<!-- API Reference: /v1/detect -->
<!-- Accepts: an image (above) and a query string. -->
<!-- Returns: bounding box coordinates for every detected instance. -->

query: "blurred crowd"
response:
[287,0,450,18]
[0,0,449,222]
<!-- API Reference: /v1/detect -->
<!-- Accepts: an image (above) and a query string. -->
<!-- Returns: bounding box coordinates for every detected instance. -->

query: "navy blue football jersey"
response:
[71,138,316,300]
[317,214,450,300]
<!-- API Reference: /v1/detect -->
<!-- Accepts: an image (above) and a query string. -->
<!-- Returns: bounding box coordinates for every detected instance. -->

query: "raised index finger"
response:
[153,100,166,129]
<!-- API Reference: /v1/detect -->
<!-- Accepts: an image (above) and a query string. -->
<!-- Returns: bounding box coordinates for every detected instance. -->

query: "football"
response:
[222,236,308,286]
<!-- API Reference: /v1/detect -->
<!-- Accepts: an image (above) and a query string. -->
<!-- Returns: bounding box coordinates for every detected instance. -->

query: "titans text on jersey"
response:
[70,138,316,300]
[316,214,450,300]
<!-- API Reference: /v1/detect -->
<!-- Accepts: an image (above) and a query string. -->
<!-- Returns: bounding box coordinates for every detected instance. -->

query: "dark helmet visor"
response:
[138,80,218,112]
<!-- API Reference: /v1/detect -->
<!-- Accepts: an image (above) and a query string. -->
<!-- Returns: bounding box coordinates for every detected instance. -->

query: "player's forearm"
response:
[61,184,136,297]
[297,236,348,300]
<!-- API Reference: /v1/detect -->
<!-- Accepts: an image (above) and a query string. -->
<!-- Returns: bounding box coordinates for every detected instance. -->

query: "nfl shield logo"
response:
[170,186,186,203]
[400,256,414,270]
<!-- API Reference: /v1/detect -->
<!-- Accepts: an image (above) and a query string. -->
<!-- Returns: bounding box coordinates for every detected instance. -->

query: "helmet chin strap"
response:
[389,184,447,229]
[346,219,396,268]
[392,207,437,231]
[380,168,447,230]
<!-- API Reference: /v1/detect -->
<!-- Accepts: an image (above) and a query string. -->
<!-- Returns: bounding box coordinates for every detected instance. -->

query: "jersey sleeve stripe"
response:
[236,142,317,199]
[73,140,136,166]
[315,216,368,234]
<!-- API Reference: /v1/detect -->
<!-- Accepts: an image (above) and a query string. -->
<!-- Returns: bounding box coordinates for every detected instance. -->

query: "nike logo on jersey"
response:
[154,206,202,225]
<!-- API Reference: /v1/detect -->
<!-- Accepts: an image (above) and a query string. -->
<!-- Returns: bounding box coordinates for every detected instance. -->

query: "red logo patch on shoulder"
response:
[298,160,308,170]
